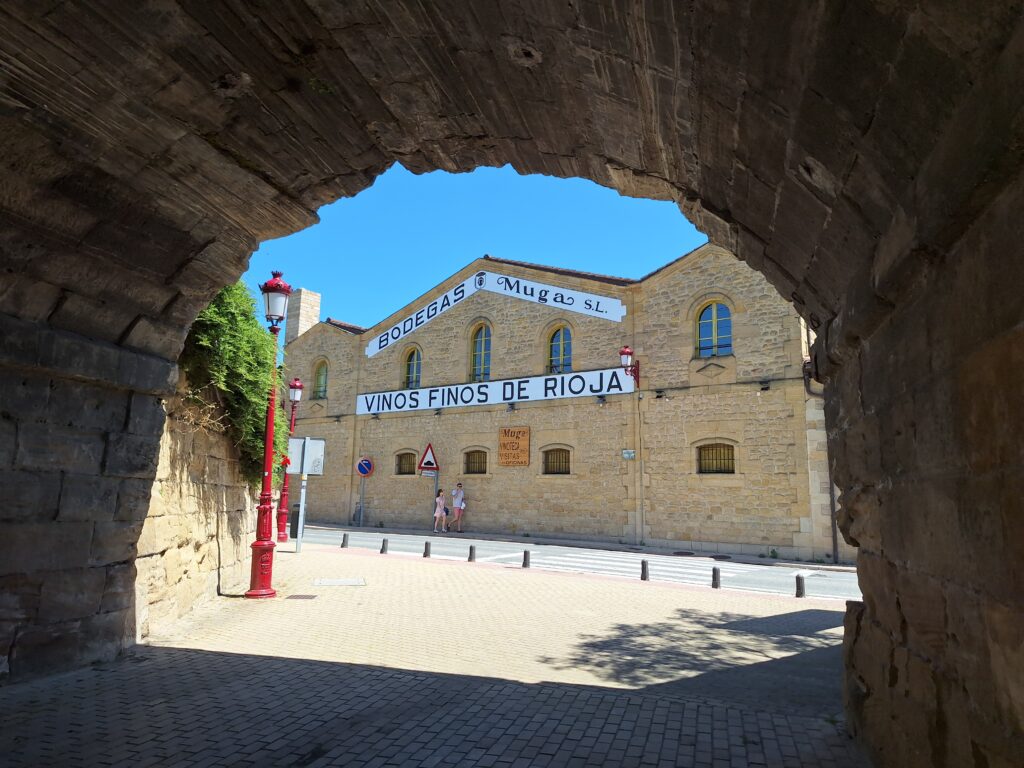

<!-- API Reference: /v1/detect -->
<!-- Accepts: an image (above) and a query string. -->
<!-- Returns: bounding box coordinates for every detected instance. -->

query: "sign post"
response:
[287,437,326,553]
[418,444,441,519]
[355,457,374,527]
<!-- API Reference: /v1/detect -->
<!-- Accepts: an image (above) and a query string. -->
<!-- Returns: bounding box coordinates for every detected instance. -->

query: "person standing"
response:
[450,482,466,532]
[433,489,447,533]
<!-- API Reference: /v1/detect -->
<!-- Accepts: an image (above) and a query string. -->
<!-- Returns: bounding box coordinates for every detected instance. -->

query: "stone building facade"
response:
[284,245,852,562]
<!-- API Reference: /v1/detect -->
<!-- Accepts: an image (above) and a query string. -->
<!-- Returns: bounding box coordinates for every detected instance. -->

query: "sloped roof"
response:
[324,318,367,334]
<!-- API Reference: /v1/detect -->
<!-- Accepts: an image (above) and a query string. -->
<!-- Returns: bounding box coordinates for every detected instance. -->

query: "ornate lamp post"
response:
[276,377,303,542]
[619,345,640,387]
[245,270,292,599]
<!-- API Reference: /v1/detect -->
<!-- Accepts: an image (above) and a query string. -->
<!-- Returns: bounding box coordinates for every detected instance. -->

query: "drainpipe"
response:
[803,359,839,563]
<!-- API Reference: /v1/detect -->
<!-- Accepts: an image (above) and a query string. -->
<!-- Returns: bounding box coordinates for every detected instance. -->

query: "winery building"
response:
[283,244,851,561]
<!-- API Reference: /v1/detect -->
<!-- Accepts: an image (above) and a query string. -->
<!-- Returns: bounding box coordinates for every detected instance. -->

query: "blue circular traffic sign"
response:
[356,457,374,477]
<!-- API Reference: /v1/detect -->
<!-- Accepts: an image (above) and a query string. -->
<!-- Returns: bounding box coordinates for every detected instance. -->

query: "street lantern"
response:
[246,270,293,599]
[276,378,303,542]
[261,270,292,326]
[619,345,640,387]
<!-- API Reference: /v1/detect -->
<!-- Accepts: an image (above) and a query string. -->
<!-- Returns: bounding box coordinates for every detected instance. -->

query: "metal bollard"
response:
[423,541,431,558]
[795,574,806,598]
[380,538,388,554]
[522,550,530,568]
[712,566,721,589]
[641,560,650,581]
[468,545,476,562]
[341,533,349,548]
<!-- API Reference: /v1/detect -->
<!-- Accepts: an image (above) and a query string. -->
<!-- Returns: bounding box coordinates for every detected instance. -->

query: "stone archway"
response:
[1,3,1021,765]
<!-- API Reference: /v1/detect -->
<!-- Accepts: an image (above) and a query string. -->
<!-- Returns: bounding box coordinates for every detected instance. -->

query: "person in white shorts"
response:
[450,483,466,532]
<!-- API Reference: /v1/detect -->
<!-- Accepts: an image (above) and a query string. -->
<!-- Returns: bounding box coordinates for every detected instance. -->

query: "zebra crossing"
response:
[301,527,861,600]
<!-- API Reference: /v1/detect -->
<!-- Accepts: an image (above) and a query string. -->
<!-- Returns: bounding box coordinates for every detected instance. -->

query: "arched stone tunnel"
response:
[0,2,1021,765]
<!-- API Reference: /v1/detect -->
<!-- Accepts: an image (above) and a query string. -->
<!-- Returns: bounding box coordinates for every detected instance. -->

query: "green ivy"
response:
[180,282,288,486]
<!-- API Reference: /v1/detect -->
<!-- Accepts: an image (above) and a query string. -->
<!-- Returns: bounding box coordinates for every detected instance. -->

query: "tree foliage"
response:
[180,282,288,486]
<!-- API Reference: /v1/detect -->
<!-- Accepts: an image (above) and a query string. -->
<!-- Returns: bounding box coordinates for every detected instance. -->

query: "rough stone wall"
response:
[285,248,834,558]
[134,385,255,640]
[0,2,1022,764]
[834,145,1024,768]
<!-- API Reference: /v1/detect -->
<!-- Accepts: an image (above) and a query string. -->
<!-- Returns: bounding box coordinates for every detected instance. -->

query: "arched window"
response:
[404,348,422,389]
[547,326,572,374]
[312,361,328,399]
[542,448,571,475]
[395,452,416,475]
[471,324,492,382]
[464,450,488,474]
[697,443,735,474]
[696,302,733,358]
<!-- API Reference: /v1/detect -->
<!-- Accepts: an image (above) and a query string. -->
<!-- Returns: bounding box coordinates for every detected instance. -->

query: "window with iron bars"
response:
[464,450,487,474]
[697,443,735,474]
[395,452,416,475]
[543,448,571,475]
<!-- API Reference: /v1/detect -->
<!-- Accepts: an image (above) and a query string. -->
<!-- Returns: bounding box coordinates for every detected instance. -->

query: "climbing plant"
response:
[179,281,288,486]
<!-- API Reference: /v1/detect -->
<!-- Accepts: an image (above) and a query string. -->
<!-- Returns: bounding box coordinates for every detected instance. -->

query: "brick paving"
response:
[0,543,870,766]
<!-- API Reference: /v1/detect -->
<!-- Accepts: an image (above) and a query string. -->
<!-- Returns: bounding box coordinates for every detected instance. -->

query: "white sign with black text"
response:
[356,367,634,415]
[364,271,627,357]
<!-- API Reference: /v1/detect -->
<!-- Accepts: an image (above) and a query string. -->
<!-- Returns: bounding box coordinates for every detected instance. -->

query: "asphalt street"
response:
[296,525,862,600]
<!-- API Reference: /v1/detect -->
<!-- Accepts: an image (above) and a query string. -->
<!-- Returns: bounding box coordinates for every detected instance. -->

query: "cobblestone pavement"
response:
[0,544,870,767]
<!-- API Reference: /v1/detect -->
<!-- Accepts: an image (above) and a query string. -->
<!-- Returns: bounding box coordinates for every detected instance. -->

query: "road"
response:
[297,526,862,600]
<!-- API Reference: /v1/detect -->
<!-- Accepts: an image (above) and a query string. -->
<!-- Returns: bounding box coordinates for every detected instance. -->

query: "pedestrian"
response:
[433,489,448,533]
[450,482,466,532]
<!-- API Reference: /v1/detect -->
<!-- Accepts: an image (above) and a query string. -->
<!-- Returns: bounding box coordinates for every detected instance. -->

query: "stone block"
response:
[0,573,42,622]
[128,393,167,437]
[38,567,106,622]
[100,562,136,613]
[0,417,15,467]
[1,468,62,522]
[15,424,104,474]
[7,618,85,682]
[116,477,155,521]
[89,521,144,566]
[0,522,93,577]
[0,370,52,421]
[58,473,119,522]
[48,380,128,431]
[104,433,161,478]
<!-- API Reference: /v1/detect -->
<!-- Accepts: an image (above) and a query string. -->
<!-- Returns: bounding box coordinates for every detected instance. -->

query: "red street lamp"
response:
[276,378,303,542]
[619,345,640,387]
[246,270,292,599]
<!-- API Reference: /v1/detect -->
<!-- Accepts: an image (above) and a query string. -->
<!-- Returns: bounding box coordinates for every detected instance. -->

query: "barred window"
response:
[697,443,735,474]
[696,302,733,358]
[471,324,492,382]
[464,450,487,474]
[547,326,572,374]
[312,361,328,399]
[404,348,422,389]
[543,448,571,475]
[395,452,416,475]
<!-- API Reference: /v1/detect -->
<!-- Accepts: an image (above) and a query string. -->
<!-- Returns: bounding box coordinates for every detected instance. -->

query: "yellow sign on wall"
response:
[498,427,530,467]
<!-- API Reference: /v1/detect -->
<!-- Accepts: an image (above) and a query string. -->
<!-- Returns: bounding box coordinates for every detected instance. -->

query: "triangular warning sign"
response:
[418,443,440,471]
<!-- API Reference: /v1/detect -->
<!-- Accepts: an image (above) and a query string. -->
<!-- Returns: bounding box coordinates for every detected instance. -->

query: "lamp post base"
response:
[245,537,277,599]
[276,511,289,542]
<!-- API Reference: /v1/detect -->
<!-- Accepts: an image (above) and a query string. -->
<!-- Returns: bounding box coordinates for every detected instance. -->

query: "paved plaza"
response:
[0,543,870,767]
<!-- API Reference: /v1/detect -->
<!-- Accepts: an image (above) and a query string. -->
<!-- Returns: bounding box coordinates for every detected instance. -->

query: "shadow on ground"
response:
[0,644,867,767]
[538,608,846,716]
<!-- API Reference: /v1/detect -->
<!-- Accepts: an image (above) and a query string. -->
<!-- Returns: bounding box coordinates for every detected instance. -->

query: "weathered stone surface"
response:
[38,568,106,622]
[103,434,161,479]
[1,469,62,522]
[0,523,93,577]
[57,473,119,523]
[15,424,104,475]
[0,3,1021,764]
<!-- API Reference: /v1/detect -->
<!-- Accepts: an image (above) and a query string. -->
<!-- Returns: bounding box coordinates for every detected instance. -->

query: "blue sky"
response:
[243,164,707,328]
